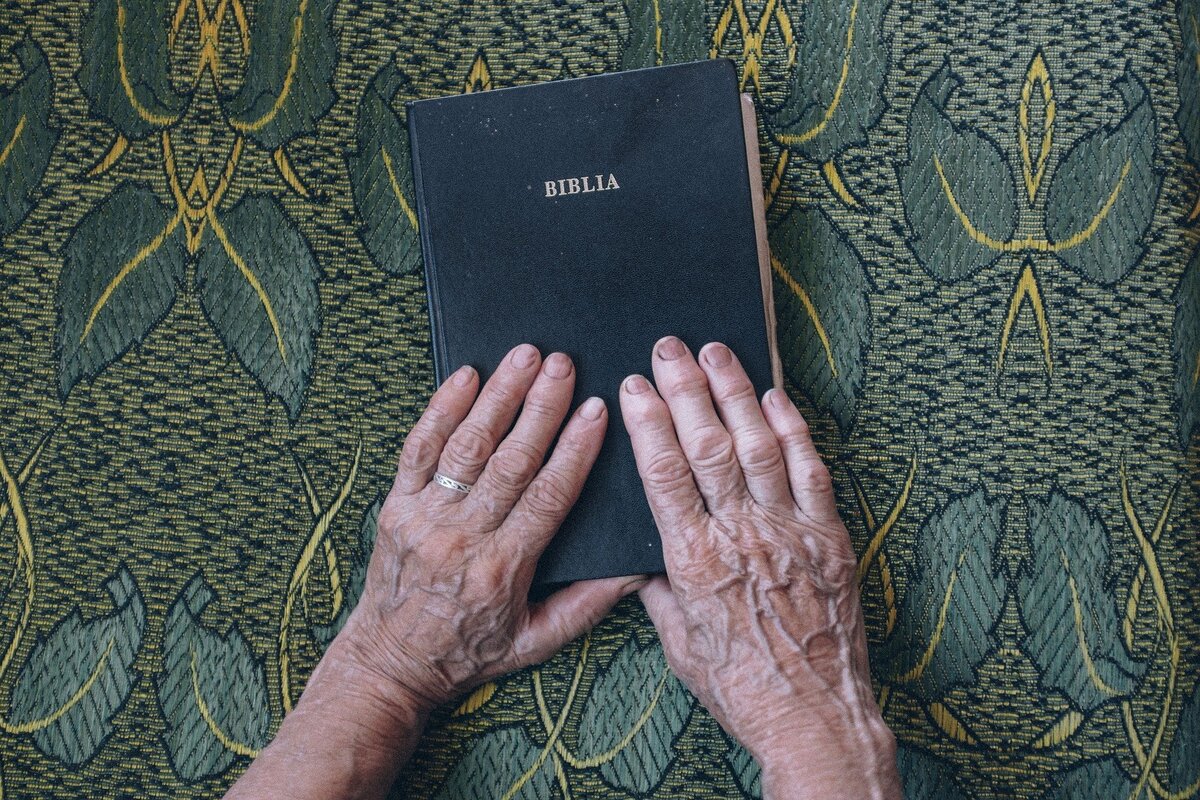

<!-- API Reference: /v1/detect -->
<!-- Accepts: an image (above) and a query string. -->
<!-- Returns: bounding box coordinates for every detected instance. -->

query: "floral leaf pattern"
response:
[56,181,187,397]
[196,194,321,420]
[312,498,379,650]
[1168,682,1200,796]
[899,62,1018,283]
[769,206,872,431]
[433,726,558,800]
[770,0,889,162]
[1043,69,1158,285]
[876,488,1006,703]
[157,575,270,781]
[8,567,145,766]
[620,0,707,68]
[77,0,185,138]
[577,638,694,794]
[0,35,58,237]
[347,63,423,277]
[1018,490,1146,711]
[896,745,968,800]
[223,0,338,149]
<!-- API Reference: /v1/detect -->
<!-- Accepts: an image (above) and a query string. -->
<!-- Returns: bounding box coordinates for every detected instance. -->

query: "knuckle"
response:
[781,414,811,444]
[689,428,736,471]
[716,376,757,405]
[737,433,784,477]
[671,371,710,397]
[487,441,543,491]
[794,458,833,493]
[521,393,562,421]
[522,471,575,519]
[399,430,439,471]
[446,422,494,467]
[643,450,694,490]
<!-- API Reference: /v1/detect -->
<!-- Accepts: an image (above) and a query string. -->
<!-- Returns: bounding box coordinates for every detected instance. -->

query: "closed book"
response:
[407,58,781,586]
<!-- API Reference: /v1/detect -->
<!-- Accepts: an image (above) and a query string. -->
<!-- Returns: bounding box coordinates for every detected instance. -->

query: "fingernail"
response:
[623,374,650,394]
[453,365,475,387]
[655,336,686,361]
[543,352,572,379]
[511,343,538,369]
[768,388,790,409]
[579,396,605,420]
[702,343,732,367]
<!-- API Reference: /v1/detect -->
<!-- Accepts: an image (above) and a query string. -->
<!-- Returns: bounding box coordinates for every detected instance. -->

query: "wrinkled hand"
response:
[337,344,645,713]
[621,337,898,800]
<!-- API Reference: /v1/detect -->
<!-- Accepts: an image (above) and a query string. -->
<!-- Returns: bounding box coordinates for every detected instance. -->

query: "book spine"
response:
[407,105,449,386]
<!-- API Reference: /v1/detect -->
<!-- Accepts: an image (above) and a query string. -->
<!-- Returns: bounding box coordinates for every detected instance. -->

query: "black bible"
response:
[407,58,781,586]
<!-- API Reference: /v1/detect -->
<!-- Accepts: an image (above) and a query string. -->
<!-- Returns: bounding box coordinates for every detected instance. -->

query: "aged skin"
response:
[625,337,899,800]
[225,339,900,800]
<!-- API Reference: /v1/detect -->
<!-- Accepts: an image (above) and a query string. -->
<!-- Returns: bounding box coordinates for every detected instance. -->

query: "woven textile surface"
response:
[0,0,1198,797]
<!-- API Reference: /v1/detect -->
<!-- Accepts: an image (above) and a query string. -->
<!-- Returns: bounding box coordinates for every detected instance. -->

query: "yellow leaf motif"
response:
[464,50,493,93]
[1018,51,1056,203]
[710,0,797,93]
[770,253,838,377]
[453,682,497,717]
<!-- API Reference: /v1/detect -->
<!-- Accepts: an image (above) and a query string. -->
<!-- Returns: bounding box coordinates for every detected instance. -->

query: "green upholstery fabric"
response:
[0,1,1197,798]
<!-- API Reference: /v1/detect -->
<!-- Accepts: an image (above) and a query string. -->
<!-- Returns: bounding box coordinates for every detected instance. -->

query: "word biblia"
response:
[543,173,620,197]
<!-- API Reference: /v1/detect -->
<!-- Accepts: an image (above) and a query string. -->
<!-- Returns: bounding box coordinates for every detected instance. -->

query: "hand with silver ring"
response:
[345,342,647,705]
[229,344,647,799]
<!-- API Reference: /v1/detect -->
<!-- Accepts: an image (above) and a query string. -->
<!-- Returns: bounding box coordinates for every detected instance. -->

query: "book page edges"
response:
[740,93,784,392]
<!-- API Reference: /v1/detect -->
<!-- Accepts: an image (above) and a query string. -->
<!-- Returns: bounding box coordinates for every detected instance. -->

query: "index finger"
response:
[619,374,706,541]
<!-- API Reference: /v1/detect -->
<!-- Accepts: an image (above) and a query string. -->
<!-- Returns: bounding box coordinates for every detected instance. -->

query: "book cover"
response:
[407,58,779,586]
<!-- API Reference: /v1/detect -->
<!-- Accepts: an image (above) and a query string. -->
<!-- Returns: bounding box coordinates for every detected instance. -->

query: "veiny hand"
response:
[338,343,646,711]
[622,337,899,800]
[229,345,644,800]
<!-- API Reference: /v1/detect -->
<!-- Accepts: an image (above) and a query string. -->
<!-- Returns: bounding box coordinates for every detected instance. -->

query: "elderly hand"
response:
[337,343,645,709]
[227,344,644,800]
[621,337,899,800]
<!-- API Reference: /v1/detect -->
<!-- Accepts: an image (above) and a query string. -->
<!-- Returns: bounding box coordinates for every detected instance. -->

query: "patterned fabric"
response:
[0,0,1197,798]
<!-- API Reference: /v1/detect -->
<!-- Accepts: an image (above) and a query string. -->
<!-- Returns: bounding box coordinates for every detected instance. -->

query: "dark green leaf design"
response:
[1018,490,1146,711]
[769,0,888,162]
[1040,759,1134,800]
[771,206,872,432]
[1169,682,1200,794]
[1044,69,1158,285]
[312,499,379,650]
[347,63,422,277]
[576,637,694,794]
[1177,0,1200,167]
[620,0,707,69]
[433,726,558,800]
[899,62,1018,283]
[896,745,967,800]
[876,487,1006,703]
[223,0,337,149]
[1173,248,1200,449]
[157,575,271,781]
[57,181,186,397]
[78,0,186,139]
[8,567,145,766]
[0,35,58,237]
[197,194,320,421]
[725,742,761,799]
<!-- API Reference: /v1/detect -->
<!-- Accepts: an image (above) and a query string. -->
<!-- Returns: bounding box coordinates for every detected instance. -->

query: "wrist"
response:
[225,640,431,800]
[310,636,435,742]
[746,707,900,800]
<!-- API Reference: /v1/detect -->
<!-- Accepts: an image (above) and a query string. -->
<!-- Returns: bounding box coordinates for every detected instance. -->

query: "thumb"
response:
[638,576,690,661]
[515,575,649,667]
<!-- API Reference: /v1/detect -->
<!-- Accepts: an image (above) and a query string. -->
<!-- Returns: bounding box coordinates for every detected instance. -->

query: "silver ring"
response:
[433,472,473,494]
